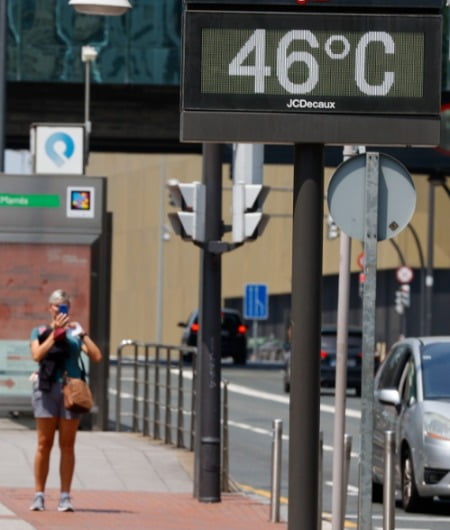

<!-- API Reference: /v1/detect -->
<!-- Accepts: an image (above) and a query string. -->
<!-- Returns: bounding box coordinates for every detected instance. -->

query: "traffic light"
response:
[167,179,205,242]
[327,213,340,240]
[400,283,411,307]
[232,182,269,243]
[395,290,404,314]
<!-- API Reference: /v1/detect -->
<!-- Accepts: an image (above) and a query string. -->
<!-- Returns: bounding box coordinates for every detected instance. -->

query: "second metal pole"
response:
[195,143,223,502]
[288,143,324,530]
[383,431,396,530]
[270,419,283,522]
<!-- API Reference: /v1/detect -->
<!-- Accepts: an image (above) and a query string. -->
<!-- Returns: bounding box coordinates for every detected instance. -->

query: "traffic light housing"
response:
[400,283,411,307]
[167,179,206,242]
[327,214,340,240]
[395,289,404,314]
[232,182,269,243]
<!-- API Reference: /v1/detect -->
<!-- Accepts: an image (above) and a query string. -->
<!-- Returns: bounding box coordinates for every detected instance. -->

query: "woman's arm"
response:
[80,334,102,363]
[30,333,56,363]
[30,313,70,363]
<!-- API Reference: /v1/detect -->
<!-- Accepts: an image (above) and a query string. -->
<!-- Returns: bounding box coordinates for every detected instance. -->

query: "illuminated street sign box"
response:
[181,7,442,145]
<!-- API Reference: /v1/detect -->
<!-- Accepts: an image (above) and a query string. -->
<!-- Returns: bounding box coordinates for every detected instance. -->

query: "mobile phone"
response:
[58,304,69,315]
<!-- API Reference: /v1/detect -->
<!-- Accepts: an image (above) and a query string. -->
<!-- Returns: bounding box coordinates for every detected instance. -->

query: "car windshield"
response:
[421,342,450,400]
[321,330,362,353]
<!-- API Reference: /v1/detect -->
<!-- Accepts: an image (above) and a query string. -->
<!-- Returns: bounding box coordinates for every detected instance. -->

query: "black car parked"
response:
[283,325,364,395]
[178,308,248,365]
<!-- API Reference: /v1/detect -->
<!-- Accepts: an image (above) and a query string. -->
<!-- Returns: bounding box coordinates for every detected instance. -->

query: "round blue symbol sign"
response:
[45,132,75,167]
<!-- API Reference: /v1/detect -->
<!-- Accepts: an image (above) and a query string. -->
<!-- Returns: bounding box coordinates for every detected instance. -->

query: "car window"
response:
[222,313,240,330]
[421,343,450,399]
[191,311,242,330]
[377,345,411,390]
[399,356,416,406]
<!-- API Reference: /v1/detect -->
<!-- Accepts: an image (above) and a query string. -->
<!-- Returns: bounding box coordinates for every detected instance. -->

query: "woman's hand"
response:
[52,313,70,329]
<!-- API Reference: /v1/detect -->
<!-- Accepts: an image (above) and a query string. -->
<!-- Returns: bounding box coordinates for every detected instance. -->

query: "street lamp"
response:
[69,0,131,16]
[81,45,97,169]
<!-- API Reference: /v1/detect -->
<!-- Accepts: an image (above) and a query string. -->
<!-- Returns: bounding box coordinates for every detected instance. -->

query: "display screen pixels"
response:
[201,28,424,98]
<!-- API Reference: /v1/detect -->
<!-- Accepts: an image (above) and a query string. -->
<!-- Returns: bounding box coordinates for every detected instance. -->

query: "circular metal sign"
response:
[327,153,416,241]
[396,265,414,284]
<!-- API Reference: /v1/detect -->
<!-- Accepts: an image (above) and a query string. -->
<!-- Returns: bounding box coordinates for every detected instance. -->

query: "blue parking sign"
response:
[244,284,268,320]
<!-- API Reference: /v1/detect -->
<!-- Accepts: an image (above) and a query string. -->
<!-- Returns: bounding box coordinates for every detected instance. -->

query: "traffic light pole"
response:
[289,144,324,530]
[194,143,223,502]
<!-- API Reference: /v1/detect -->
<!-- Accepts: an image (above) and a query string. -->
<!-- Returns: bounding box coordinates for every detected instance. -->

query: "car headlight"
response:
[424,412,450,441]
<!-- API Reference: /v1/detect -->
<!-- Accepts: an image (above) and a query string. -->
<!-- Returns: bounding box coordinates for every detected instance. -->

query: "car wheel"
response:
[284,380,290,393]
[354,385,361,397]
[401,448,422,512]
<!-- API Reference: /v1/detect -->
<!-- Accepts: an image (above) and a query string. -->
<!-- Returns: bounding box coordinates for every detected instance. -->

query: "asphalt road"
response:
[110,362,450,529]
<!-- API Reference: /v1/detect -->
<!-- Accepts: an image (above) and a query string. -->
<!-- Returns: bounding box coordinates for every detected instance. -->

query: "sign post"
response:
[244,283,269,356]
[181,1,443,527]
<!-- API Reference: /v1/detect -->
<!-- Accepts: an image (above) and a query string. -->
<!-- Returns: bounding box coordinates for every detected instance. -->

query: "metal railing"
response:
[113,340,231,492]
[114,340,197,450]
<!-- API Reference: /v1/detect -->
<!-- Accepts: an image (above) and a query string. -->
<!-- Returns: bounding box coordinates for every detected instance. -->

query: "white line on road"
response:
[176,369,361,419]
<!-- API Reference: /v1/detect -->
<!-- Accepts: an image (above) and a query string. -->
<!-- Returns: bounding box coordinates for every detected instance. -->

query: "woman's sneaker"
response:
[57,495,74,512]
[30,493,45,511]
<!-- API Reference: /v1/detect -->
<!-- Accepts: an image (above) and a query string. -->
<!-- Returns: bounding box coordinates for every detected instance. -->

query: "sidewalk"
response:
[0,416,331,529]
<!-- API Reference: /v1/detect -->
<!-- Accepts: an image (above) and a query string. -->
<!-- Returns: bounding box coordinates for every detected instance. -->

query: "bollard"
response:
[383,430,396,530]
[318,431,323,530]
[342,434,352,525]
[270,419,283,522]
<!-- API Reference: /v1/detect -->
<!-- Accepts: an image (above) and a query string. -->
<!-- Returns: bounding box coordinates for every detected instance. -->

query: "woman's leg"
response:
[34,417,58,492]
[58,417,80,493]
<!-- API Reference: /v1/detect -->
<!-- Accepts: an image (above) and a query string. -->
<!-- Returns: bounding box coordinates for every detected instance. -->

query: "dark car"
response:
[178,308,248,365]
[283,325,364,395]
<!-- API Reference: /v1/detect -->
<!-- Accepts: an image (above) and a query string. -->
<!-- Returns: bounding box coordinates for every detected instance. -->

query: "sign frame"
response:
[181,6,442,146]
[244,283,269,320]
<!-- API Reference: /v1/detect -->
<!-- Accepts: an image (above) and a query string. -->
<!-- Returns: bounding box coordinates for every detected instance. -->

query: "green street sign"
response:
[0,193,60,208]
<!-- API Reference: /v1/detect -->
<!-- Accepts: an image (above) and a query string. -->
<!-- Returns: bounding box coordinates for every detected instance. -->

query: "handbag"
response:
[63,356,93,413]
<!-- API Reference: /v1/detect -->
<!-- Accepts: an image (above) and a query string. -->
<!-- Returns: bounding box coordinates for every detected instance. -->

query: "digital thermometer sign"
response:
[181,9,442,145]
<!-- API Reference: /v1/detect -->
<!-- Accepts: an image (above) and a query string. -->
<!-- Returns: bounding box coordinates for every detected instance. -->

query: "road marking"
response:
[175,369,361,419]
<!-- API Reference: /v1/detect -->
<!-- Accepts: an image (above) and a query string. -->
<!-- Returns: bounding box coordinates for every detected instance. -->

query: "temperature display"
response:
[183,11,440,115]
[203,29,421,98]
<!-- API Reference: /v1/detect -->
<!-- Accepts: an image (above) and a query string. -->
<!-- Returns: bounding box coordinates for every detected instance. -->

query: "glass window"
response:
[377,345,410,390]
[421,342,450,399]
[7,0,181,85]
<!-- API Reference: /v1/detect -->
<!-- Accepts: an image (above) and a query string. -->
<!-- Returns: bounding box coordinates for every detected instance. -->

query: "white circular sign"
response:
[327,153,416,242]
[396,266,414,284]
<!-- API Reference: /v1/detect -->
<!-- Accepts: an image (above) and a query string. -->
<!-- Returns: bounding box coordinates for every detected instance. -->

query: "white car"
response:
[372,337,450,512]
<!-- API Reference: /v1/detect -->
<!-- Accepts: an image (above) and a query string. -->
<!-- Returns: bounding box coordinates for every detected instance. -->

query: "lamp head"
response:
[81,45,98,62]
[69,0,131,16]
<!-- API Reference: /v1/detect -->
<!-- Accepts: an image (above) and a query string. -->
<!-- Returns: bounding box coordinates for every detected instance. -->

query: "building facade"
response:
[4,1,450,352]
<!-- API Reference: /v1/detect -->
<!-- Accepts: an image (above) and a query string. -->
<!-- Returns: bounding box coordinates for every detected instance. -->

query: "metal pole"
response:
[425,176,436,336]
[221,380,229,493]
[0,0,7,171]
[156,156,167,343]
[115,344,122,432]
[383,431,396,530]
[331,145,357,530]
[406,224,426,335]
[194,143,222,502]
[252,320,258,359]
[358,152,379,530]
[84,58,91,171]
[288,143,324,530]
[318,431,323,530]
[270,418,283,523]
